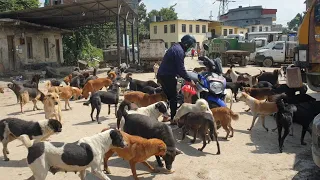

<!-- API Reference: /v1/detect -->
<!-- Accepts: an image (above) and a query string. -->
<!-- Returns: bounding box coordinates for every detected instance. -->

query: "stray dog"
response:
[174,99,211,121]
[275,97,297,153]
[71,87,83,100]
[129,79,159,92]
[103,130,166,180]
[23,74,41,89]
[116,100,139,128]
[0,87,4,93]
[225,65,259,87]
[82,77,113,99]
[177,112,220,153]
[18,129,125,180]
[118,73,133,94]
[63,74,72,85]
[142,86,163,95]
[0,118,62,161]
[117,101,169,129]
[121,111,182,171]
[242,87,274,101]
[238,92,278,131]
[124,91,167,107]
[253,81,273,88]
[43,92,62,122]
[48,86,73,110]
[272,84,308,97]
[226,82,249,101]
[83,83,120,124]
[7,82,22,103]
[211,107,239,139]
[20,87,45,113]
[257,69,282,85]
[153,63,160,79]
[224,89,233,110]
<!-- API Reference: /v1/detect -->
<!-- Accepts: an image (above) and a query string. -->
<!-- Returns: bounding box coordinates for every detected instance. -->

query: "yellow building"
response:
[150,19,210,49]
[208,21,248,37]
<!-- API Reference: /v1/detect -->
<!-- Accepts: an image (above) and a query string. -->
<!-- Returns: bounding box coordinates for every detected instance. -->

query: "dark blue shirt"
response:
[157,43,191,82]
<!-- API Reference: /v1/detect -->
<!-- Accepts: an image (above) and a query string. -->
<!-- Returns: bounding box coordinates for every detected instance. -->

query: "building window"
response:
[223,29,228,36]
[182,24,186,33]
[202,25,206,33]
[165,42,168,48]
[170,24,175,33]
[189,24,193,33]
[229,29,233,35]
[154,26,157,34]
[265,27,269,31]
[247,28,250,33]
[44,38,49,58]
[251,26,256,32]
[196,25,200,33]
[164,25,168,33]
[259,26,262,32]
[26,37,33,59]
[171,42,175,47]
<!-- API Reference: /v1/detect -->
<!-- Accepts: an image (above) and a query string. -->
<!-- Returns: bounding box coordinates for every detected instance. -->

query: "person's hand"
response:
[190,80,196,87]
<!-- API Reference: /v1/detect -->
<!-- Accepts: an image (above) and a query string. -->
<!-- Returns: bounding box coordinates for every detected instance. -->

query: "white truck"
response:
[139,39,166,71]
[255,41,298,67]
[249,37,269,62]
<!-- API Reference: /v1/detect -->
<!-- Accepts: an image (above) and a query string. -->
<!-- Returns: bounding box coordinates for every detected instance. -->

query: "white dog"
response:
[153,63,160,79]
[173,99,212,121]
[19,129,126,180]
[224,89,233,110]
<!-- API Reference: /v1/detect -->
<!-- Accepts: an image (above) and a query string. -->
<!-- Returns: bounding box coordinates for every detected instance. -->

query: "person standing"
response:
[191,48,195,59]
[157,34,196,124]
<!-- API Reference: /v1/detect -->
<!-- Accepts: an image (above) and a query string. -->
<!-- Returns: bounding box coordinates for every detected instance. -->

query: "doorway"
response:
[55,39,61,64]
[7,36,16,71]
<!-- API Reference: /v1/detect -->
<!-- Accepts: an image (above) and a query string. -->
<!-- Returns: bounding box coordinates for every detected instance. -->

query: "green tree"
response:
[0,0,39,12]
[287,13,303,31]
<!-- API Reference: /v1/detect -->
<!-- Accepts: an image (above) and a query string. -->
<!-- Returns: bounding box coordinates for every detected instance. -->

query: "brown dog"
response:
[71,87,82,100]
[102,129,166,180]
[211,107,239,139]
[124,91,167,107]
[82,78,113,99]
[0,87,4,93]
[20,88,45,113]
[48,86,73,110]
[242,87,274,101]
[63,74,72,85]
[43,92,62,122]
[238,92,278,131]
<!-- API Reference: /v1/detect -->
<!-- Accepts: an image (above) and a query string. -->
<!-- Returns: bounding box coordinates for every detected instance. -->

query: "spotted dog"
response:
[19,129,126,180]
[0,118,62,161]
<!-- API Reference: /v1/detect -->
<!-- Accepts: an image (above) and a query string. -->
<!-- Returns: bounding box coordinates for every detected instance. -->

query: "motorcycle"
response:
[178,44,227,109]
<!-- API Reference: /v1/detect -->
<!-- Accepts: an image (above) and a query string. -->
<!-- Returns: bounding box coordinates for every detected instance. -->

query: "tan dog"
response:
[238,92,278,132]
[153,63,160,79]
[19,88,45,113]
[211,107,239,139]
[71,87,82,100]
[82,77,113,99]
[124,91,167,107]
[48,86,73,110]
[0,87,4,93]
[102,129,166,180]
[63,74,72,85]
[43,92,62,122]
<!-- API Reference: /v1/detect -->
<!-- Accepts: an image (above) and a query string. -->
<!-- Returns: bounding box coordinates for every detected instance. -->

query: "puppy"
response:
[238,92,278,131]
[275,98,297,153]
[211,107,239,139]
[72,87,83,100]
[0,118,62,161]
[178,112,220,153]
[18,129,125,180]
[174,99,211,122]
[103,130,166,180]
[124,91,167,107]
[43,92,62,122]
[0,87,4,93]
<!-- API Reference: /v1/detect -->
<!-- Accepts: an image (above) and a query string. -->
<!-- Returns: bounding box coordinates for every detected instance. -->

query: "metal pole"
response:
[124,12,129,65]
[116,0,122,66]
[136,16,140,65]
[131,17,135,64]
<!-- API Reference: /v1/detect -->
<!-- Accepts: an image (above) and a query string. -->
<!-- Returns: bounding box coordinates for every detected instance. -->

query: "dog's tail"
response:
[18,135,34,148]
[230,110,239,121]
[116,100,131,129]
[83,92,92,106]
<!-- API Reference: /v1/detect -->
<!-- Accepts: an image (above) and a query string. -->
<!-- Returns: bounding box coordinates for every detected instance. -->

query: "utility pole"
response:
[209,11,213,20]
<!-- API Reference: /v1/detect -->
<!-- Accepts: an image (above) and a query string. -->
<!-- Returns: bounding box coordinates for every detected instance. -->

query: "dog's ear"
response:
[176,148,183,155]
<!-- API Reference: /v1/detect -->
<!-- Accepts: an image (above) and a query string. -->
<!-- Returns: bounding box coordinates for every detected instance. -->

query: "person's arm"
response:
[175,50,191,82]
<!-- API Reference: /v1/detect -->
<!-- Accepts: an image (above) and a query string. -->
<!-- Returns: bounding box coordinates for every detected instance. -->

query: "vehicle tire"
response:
[263,58,273,67]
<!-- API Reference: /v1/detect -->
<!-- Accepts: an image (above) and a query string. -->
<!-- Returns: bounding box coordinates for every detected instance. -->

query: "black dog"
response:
[129,79,159,92]
[7,82,22,103]
[49,79,62,87]
[272,84,308,97]
[226,82,249,101]
[142,86,163,95]
[23,74,41,89]
[122,112,182,171]
[70,75,85,89]
[83,83,120,124]
[116,100,139,129]
[275,98,297,153]
[84,68,98,86]
[253,81,273,88]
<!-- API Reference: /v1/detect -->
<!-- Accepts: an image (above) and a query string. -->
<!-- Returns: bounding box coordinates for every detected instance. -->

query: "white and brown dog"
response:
[19,129,126,180]
[0,118,62,161]
[173,99,212,121]
[43,92,62,122]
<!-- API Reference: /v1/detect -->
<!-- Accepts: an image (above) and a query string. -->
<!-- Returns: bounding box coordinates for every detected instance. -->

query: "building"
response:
[271,24,283,32]
[208,21,247,37]
[220,6,277,28]
[150,19,210,49]
[245,24,272,33]
[0,19,68,73]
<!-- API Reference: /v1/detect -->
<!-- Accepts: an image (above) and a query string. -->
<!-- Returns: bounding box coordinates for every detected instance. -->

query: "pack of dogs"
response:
[0,63,319,180]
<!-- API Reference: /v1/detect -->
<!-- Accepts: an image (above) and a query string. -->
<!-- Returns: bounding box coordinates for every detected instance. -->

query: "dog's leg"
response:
[301,127,308,145]
[91,164,111,180]
[198,130,207,151]
[108,105,111,115]
[155,156,164,167]
[67,100,72,110]
[103,151,114,174]
[64,100,68,110]
[228,123,234,138]
[190,129,198,144]
[142,161,159,173]
[2,140,9,161]
[79,170,86,180]
[129,161,139,180]
[277,125,283,153]
[96,106,101,124]
[248,114,258,131]
[222,123,230,140]
[280,127,290,153]
[261,116,269,132]
[115,104,117,116]
[181,127,187,140]
[90,106,95,122]
[290,126,294,136]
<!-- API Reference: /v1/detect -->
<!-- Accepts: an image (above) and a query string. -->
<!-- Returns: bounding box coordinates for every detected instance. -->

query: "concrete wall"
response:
[223,17,273,27]
[0,26,63,72]
[150,20,209,48]
[246,25,272,32]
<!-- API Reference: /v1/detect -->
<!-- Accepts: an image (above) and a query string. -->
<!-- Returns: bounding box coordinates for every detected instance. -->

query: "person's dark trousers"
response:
[158,75,177,123]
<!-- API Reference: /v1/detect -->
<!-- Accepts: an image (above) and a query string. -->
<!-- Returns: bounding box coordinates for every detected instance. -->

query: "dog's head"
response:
[196,99,209,111]
[163,146,183,170]
[0,87,4,93]
[48,119,62,133]
[155,101,170,118]
[45,92,60,106]
[238,92,249,102]
[110,129,126,148]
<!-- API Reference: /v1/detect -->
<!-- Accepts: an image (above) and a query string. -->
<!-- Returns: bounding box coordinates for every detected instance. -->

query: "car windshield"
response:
[262,42,275,49]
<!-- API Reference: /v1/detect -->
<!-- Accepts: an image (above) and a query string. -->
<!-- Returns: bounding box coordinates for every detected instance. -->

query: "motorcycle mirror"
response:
[203,44,209,51]
[196,83,209,93]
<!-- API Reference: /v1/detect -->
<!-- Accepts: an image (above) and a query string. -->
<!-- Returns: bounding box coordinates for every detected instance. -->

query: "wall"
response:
[0,26,63,72]
[209,23,248,37]
[246,25,272,32]
[223,17,273,27]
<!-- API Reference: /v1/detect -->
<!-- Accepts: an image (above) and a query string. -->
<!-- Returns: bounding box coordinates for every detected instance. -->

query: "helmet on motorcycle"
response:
[181,35,196,52]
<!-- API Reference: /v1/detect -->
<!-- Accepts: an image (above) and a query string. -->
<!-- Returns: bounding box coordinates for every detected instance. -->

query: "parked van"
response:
[255,41,298,67]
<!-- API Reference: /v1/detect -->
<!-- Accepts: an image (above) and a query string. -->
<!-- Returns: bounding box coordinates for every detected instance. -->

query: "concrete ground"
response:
[0,57,319,180]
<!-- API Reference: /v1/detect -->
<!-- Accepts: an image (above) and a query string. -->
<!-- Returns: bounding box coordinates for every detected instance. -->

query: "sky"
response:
[39,0,306,26]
